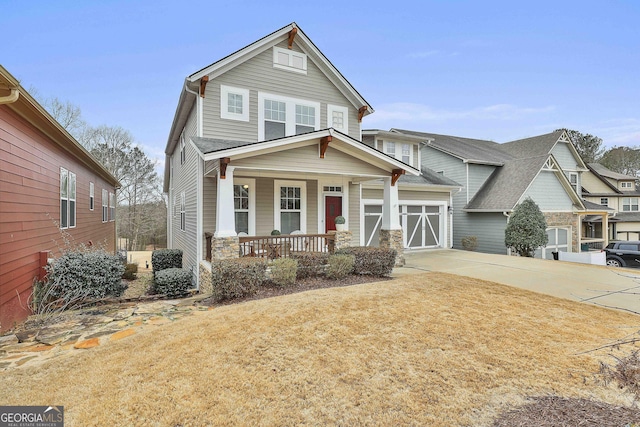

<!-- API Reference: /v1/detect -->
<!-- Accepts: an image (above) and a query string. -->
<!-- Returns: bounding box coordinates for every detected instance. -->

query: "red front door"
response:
[325,196,342,232]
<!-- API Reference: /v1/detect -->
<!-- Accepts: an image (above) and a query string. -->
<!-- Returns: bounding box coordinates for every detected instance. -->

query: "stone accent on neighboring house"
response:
[211,236,240,260]
[544,212,581,252]
[379,229,405,266]
[199,262,213,295]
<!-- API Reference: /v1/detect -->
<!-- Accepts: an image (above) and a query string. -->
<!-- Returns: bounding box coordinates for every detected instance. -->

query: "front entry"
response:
[325,196,342,232]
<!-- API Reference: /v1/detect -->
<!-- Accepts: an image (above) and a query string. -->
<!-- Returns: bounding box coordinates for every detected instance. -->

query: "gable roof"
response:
[588,163,637,181]
[0,65,119,188]
[390,128,510,165]
[166,22,372,159]
[500,130,588,170]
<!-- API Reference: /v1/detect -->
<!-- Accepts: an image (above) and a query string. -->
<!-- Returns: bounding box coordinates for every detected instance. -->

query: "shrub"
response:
[41,249,127,310]
[334,215,345,225]
[335,247,396,277]
[152,249,182,276]
[153,268,192,298]
[269,258,298,287]
[211,258,268,301]
[123,263,138,280]
[291,252,330,279]
[326,254,355,279]
[505,198,548,257]
[270,229,281,236]
[461,236,478,251]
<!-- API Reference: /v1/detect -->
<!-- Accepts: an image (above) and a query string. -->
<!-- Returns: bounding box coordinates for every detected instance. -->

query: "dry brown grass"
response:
[1,272,639,426]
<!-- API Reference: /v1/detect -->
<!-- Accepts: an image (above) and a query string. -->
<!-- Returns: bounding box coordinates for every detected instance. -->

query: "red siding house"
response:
[0,65,119,331]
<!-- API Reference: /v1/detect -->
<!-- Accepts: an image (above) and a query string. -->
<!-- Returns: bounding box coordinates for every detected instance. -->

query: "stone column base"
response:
[334,230,353,251]
[199,262,213,295]
[379,229,405,267]
[212,236,240,260]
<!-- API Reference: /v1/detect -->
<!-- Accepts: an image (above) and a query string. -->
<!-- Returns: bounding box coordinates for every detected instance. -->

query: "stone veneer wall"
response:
[543,212,580,252]
[379,229,405,266]
[199,263,213,295]
[212,236,240,260]
[334,230,352,251]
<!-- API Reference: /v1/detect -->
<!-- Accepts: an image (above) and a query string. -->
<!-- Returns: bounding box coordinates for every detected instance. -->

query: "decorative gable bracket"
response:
[220,157,230,179]
[288,27,298,49]
[200,76,209,98]
[320,136,332,158]
[391,168,405,186]
[358,106,368,123]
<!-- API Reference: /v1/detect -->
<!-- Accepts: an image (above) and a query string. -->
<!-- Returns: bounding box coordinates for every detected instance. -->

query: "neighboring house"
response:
[0,65,119,331]
[391,129,610,258]
[163,23,461,288]
[582,163,640,240]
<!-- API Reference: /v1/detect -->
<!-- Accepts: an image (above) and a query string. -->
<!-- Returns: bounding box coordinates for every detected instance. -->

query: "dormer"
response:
[620,180,636,192]
[361,129,425,170]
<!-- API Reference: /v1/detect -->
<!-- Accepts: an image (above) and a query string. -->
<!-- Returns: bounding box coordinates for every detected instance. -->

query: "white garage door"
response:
[363,203,445,249]
[535,227,571,259]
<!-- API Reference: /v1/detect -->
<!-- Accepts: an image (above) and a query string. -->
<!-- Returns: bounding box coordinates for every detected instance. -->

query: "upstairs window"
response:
[259,93,319,141]
[273,47,307,74]
[383,141,413,165]
[180,134,186,165]
[89,182,94,211]
[328,105,348,132]
[109,192,116,222]
[569,173,578,193]
[600,197,609,206]
[220,85,250,122]
[623,197,639,212]
[622,181,633,189]
[180,192,186,231]
[60,168,76,229]
[102,189,108,222]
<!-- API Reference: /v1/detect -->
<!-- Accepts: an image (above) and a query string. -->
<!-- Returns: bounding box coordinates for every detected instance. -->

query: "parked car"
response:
[603,241,640,268]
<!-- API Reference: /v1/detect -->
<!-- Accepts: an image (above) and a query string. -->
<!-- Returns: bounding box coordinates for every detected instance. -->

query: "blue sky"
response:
[4,0,639,171]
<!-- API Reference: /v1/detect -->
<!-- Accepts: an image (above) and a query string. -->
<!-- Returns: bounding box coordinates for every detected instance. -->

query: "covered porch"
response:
[579,207,612,251]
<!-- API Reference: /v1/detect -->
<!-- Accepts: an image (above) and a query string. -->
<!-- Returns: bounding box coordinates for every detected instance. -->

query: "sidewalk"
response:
[397,249,640,315]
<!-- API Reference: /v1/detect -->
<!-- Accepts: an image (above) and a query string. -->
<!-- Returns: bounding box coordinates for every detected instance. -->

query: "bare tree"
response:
[600,146,640,177]
[557,128,605,164]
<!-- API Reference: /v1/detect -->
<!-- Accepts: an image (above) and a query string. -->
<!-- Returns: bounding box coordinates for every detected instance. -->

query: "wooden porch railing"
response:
[238,233,335,259]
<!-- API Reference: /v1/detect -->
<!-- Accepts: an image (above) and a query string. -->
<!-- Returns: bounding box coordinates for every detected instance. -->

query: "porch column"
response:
[214,165,236,238]
[603,213,609,248]
[380,177,404,267]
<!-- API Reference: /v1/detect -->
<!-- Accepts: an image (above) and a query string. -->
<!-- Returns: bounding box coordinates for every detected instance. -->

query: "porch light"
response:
[243,184,249,189]
[448,206,453,215]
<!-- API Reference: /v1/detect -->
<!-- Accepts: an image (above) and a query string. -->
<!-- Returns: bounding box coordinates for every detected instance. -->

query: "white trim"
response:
[196,156,203,289]
[89,182,94,211]
[327,104,349,133]
[180,191,186,231]
[274,179,307,233]
[318,177,348,233]
[220,85,250,122]
[273,46,307,74]
[258,92,320,141]
[234,178,256,235]
[383,141,414,166]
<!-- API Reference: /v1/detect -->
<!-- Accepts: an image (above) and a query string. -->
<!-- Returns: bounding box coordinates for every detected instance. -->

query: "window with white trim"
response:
[623,197,639,212]
[259,93,320,141]
[273,46,307,74]
[180,192,186,231]
[60,168,76,229]
[327,104,348,132]
[274,180,306,234]
[109,192,115,222]
[622,181,633,189]
[89,182,94,211]
[569,173,578,193]
[102,189,108,222]
[180,134,186,165]
[383,141,413,165]
[233,179,255,235]
[600,197,609,206]
[220,85,250,122]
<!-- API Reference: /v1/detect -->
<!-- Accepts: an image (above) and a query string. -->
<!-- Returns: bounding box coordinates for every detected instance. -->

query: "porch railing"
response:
[239,233,335,259]
[205,233,336,261]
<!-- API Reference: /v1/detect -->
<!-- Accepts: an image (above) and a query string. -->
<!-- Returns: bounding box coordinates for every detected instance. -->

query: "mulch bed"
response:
[492,396,640,426]
[200,274,391,307]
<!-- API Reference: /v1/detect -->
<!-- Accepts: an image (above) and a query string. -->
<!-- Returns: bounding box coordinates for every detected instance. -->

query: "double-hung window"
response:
[89,182,94,211]
[109,192,115,222]
[383,141,413,165]
[622,181,633,189]
[102,189,108,222]
[60,168,76,229]
[259,93,320,141]
[623,197,639,212]
[234,185,249,234]
[180,192,186,231]
[569,173,578,193]
[274,180,306,234]
[180,134,186,165]
[600,197,609,207]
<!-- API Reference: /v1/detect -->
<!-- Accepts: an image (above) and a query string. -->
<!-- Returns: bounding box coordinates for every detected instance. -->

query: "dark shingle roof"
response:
[400,167,462,187]
[614,212,640,222]
[589,163,637,181]
[499,130,564,158]
[191,137,254,154]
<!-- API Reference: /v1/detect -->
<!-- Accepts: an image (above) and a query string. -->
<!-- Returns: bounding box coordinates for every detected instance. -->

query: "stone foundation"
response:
[199,262,213,295]
[211,236,240,260]
[379,229,405,267]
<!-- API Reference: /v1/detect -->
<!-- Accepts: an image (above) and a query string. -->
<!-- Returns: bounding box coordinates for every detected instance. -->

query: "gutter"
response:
[0,88,19,104]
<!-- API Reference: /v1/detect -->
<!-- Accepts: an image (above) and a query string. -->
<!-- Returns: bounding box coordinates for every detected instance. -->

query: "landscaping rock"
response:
[74,338,100,349]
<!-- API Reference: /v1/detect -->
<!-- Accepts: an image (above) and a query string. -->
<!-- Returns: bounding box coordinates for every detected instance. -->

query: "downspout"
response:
[0,88,19,105]
[503,211,511,255]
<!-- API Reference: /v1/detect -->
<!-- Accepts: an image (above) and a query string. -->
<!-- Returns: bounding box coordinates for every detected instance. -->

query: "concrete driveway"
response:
[397,249,640,315]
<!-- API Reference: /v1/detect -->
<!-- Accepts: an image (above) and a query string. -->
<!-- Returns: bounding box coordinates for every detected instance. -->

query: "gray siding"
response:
[202,176,216,255]
[523,171,574,211]
[255,178,274,235]
[349,182,360,245]
[551,142,578,171]
[202,40,360,143]
[455,212,508,254]
[233,144,387,176]
[421,147,466,189]
[361,135,375,148]
[468,163,497,201]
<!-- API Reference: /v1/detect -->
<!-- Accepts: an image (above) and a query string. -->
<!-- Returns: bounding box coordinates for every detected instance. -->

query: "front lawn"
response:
[1,272,638,426]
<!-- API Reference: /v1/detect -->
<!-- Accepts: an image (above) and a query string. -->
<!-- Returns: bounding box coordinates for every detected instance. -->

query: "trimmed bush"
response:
[461,236,478,252]
[44,249,127,307]
[123,263,138,280]
[152,249,182,276]
[270,258,298,287]
[326,254,355,280]
[335,247,396,277]
[153,268,192,298]
[291,252,330,279]
[211,258,268,302]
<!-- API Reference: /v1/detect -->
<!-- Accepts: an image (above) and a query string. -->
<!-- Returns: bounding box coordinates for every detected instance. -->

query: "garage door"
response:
[363,203,444,249]
[534,227,571,259]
